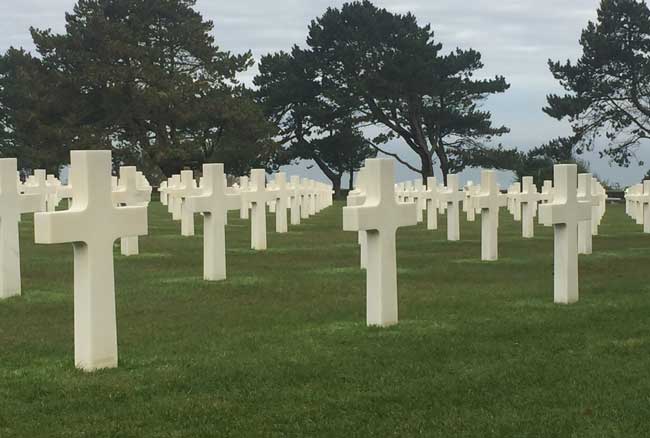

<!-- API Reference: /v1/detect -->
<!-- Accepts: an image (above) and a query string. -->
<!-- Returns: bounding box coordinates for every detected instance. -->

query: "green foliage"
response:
[1,0,280,181]
[255,47,375,194]
[546,0,650,167]
[306,1,510,181]
[0,48,71,174]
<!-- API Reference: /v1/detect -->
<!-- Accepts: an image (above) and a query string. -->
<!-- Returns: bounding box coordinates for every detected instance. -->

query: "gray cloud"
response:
[1,0,646,186]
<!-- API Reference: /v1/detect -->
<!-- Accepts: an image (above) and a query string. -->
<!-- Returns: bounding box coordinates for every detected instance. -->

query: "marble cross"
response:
[186,163,241,281]
[243,169,273,250]
[159,181,168,205]
[538,164,592,304]
[509,184,522,221]
[24,169,48,212]
[34,150,147,371]
[519,177,539,238]
[440,174,463,241]
[0,159,44,299]
[412,180,425,223]
[343,159,417,327]
[347,168,368,269]
[463,182,478,222]
[540,180,554,204]
[269,173,289,233]
[113,166,152,256]
[474,170,504,261]
[45,175,62,212]
[239,176,250,219]
[167,175,182,220]
[420,177,439,230]
[577,174,595,255]
[167,170,198,236]
[639,180,650,233]
[300,178,312,219]
[289,175,302,226]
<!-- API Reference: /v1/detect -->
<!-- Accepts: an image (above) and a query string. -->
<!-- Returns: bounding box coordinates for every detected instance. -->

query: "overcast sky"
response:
[1,0,647,186]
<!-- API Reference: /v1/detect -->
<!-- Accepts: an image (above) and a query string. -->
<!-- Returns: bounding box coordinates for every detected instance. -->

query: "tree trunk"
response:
[417,150,435,184]
[311,156,343,199]
[331,174,342,199]
[348,170,354,191]
[434,146,450,186]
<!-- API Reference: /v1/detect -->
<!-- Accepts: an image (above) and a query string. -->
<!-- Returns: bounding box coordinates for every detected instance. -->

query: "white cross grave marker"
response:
[243,169,273,250]
[577,173,594,255]
[269,173,289,233]
[519,177,539,238]
[113,166,152,256]
[441,174,463,241]
[167,170,198,236]
[343,159,417,327]
[538,164,592,304]
[474,170,505,261]
[239,176,250,219]
[421,177,439,230]
[0,159,44,299]
[289,176,302,226]
[186,163,241,281]
[34,150,147,371]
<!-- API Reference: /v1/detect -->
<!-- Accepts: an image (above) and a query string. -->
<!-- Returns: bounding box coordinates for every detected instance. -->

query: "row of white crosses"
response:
[345,158,612,327]
[625,182,650,232]
[1,152,155,371]
[162,167,333,281]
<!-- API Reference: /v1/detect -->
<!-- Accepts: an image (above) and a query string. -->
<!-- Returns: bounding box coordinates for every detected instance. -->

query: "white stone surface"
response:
[159,181,168,205]
[441,175,463,241]
[577,174,594,255]
[167,170,198,236]
[474,170,504,261]
[34,150,147,371]
[300,178,311,219]
[0,159,44,299]
[519,177,539,238]
[343,159,417,327]
[243,169,273,250]
[186,163,241,281]
[538,164,592,304]
[289,176,302,225]
[420,177,439,230]
[347,168,368,269]
[113,166,152,256]
[463,182,478,222]
[239,176,250,219]
[269,173,289,233]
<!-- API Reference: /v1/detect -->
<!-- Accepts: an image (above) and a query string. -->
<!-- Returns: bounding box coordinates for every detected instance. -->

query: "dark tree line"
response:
[1,0,647,188]
[0,0,281,182]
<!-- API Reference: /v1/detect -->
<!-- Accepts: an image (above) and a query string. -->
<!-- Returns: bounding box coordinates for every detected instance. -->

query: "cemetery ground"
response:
[1,201,649,437]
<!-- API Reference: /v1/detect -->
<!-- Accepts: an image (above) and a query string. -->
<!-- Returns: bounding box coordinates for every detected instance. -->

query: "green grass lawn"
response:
[1,200,650,437]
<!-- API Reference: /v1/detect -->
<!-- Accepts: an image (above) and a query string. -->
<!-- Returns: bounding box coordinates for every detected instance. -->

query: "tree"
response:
[546,0,650,167]
[306,0,510,183]
[1,0,280,181]
[255,47,375,196]
[0,48,72,174]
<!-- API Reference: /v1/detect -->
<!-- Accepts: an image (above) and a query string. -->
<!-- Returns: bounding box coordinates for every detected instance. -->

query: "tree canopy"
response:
[305,0,510,183]
[0,0,281,180]
[255,47,375,195]
[546,0,650,168]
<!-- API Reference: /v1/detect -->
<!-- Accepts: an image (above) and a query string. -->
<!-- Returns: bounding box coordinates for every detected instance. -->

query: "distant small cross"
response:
[440,175,463,241]
[186,164,241,281]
